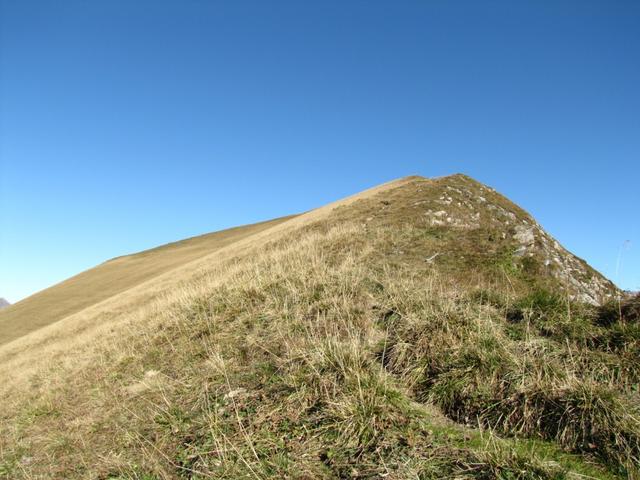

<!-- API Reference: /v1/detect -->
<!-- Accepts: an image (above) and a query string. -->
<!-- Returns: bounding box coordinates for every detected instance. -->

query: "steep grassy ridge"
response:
[0,215,295,345]
[1,175,635,479]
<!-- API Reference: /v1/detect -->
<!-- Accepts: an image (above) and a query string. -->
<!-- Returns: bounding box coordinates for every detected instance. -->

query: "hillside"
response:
[0,215,296,346]
[1,175,637,480]
[0,299,9,309]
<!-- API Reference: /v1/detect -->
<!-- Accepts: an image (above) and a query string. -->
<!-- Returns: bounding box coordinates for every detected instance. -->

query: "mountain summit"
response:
[321,174,615,304]
[0,298,9,309]
[0,175,636,479]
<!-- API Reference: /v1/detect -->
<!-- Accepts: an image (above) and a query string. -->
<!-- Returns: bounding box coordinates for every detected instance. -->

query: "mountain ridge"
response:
[0,174,615,347]
[0,215,297,346]
[1,174,635,480]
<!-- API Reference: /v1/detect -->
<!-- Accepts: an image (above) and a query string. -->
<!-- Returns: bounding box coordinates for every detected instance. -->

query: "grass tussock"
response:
[381,279,640,477]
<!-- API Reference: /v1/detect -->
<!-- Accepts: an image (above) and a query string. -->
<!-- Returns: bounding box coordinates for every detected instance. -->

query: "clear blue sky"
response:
[1,0,639,303]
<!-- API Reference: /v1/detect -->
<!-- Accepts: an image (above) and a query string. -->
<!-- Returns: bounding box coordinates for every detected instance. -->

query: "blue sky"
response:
[1,0,638,302]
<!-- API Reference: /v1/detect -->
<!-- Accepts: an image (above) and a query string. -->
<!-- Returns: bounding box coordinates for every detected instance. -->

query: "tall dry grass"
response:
[1,221,635,479]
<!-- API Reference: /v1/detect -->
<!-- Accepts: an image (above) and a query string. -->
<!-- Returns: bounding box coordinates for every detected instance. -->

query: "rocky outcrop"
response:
[404,175,616,304]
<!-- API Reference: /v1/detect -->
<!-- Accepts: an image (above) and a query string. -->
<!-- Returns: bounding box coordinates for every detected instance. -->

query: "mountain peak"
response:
[322,174,615,304]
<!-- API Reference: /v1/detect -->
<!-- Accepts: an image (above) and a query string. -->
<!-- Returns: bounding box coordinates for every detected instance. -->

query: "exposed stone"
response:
[514,226,535,246]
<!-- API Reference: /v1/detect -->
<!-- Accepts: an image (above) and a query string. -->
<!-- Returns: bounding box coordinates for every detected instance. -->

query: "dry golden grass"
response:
[0,215,297,346]
[0,177,415,397]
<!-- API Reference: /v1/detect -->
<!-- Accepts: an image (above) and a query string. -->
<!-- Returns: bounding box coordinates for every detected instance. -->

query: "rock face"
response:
[0,298,10,309]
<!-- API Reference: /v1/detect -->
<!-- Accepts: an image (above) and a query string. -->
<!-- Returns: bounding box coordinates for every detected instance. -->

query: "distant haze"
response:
[0,299,10,309]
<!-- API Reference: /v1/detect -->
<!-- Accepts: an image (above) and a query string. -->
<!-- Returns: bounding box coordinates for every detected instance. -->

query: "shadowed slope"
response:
[0,215,296,345]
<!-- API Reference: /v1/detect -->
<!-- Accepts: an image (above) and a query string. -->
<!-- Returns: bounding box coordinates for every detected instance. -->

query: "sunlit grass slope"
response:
[1,175,636,479]
[0,215,295,346]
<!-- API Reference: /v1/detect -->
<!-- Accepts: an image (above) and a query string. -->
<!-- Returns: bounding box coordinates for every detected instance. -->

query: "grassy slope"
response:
[0,215,296,346]
[1,175,637,479]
